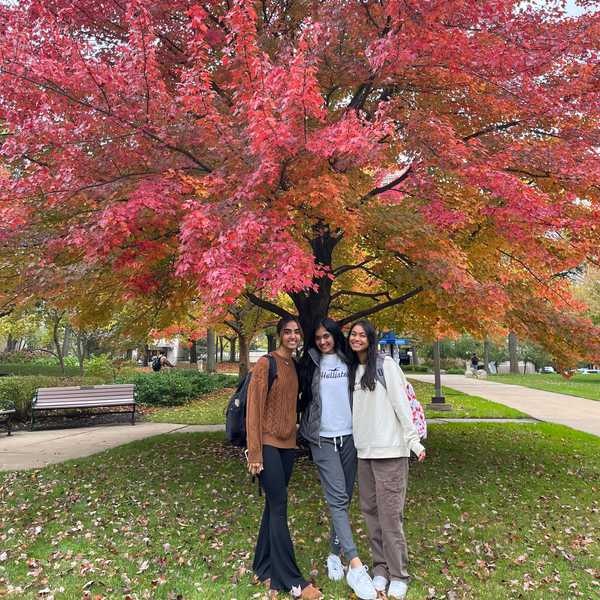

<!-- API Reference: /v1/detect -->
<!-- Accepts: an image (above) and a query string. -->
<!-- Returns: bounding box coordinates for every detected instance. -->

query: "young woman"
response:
[298,318,377,600]
[246,316,322,599]
[348,320,426,600]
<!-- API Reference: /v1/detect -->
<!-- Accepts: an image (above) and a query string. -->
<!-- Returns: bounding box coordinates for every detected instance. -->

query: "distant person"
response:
[151,351,174,372]
[470,353,479,371]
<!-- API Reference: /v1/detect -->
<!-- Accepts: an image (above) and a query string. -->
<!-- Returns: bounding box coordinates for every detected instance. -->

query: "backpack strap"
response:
[375,354,387,390]
[266,354,278,392]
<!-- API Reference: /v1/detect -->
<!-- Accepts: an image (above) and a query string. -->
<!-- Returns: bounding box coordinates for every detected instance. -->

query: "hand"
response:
[248,462,263,475]
[417,450,426,462]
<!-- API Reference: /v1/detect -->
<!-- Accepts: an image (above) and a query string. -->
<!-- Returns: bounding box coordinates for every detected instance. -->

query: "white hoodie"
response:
[352,356,425,459]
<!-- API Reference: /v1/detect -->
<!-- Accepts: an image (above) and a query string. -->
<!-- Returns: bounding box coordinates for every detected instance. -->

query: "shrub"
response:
[83,355,114,379]
[0,363,81,377]
[0,397,15,412]
[402,365,429,373]
[116,370,237,407]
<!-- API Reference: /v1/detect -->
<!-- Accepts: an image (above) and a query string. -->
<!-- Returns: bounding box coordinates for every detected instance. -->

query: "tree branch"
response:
[463,120,520,142]
[333,257,376,276]
[245,293,292,319]
[338,287,424,326]
[331,289,392,302]
[363,164,412,200]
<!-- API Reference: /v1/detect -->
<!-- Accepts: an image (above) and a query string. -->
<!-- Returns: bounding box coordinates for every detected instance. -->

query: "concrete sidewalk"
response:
[0,422,224,472]
[409,374,600,437]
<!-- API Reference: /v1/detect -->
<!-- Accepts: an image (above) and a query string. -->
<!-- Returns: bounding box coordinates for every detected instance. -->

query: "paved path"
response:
[1,416,542,473]
[409,374,600,437]
[0,422,223,472]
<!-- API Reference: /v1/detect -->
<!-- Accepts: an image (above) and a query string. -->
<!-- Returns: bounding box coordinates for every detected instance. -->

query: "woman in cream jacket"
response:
[348,320,426,600]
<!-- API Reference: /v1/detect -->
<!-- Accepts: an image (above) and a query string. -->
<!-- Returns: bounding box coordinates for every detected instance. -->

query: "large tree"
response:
[1,0,599,366]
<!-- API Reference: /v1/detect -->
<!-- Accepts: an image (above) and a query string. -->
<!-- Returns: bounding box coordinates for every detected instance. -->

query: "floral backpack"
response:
[405,380,427,440]
[375,354,427,440]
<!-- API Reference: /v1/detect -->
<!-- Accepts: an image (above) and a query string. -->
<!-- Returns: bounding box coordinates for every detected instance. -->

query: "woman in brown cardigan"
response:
[246,316,322,599]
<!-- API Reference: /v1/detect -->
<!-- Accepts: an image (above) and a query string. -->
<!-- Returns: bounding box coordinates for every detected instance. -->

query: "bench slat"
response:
[37,385,134,392]
[35,400,134,409]
[37,390,134,401]
[35,397,134,405]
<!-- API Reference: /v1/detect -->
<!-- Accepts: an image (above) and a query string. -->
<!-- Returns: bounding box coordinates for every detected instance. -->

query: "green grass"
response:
[144,387,235,425]
[410,380,528,419]
[489,373,600,402]
[145,381,527,426]
[0,424,598,599]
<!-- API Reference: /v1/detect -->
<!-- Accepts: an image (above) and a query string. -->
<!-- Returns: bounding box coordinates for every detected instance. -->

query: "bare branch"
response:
[338,287,424,325]
[245,293,292,319]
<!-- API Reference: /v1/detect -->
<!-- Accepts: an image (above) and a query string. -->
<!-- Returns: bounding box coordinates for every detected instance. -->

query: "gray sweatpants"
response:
[310,435,358,561]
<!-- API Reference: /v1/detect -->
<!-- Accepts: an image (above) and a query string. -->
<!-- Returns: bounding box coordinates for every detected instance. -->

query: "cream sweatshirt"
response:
[352,356,425,459]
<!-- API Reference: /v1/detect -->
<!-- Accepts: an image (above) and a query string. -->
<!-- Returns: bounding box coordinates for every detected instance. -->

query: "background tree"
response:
[1,1,599,367]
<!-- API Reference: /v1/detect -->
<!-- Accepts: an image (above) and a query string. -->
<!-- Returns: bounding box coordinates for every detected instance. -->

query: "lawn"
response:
[410,381,528,419]
[488,373,600,402]
[144,381,527,426]
[144,387,235,425]
[0,424,598,599]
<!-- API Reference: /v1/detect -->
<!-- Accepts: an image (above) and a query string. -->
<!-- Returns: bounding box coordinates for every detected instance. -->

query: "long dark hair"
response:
[348,319,379,391]
[298,317,348,411]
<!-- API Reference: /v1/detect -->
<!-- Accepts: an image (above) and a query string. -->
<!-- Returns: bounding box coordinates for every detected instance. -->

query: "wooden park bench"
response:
[31,384,136,430]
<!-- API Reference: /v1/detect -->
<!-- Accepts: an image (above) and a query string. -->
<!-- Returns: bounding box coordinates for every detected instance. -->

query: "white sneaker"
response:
[346,565,377,600]
[388,579,408,599]
[326,554,344,581]
[372,575,388,592]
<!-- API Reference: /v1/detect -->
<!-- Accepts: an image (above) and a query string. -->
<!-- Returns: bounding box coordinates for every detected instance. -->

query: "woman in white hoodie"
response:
[348,320,426,600]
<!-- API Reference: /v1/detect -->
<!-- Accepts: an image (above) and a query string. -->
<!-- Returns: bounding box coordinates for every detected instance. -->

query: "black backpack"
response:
[151,356,162,372]
[225,354,278,447]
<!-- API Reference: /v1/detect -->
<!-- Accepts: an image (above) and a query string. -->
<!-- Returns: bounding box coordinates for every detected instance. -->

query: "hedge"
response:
[116,370,237,406]
[0,363,82,377]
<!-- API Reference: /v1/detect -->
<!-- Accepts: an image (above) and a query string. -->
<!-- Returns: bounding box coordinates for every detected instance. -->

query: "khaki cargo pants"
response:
[357,457,410,582]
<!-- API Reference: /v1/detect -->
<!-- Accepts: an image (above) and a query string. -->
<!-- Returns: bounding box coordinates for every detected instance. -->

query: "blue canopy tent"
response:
[378,332,412,364]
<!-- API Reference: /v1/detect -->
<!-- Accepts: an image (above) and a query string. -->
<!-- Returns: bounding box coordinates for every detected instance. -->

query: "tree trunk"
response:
[411,344,419,367]
[484,339,491,374]
[143,344,150,367]
[508,332,519,374]
[5,332,17,352]
[206,329,216,373]
[238,334,250,380]
[189,339,198,364]
[62,326,71,358]
[52,313,65,375]
[289,227,340,338]
[76,331,85,376]
[219,336,224,362]
[267,332,277,353]
[229,337,237,362]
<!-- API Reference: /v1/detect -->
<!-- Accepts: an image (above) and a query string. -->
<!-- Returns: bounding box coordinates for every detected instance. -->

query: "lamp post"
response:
[427,339,452,411]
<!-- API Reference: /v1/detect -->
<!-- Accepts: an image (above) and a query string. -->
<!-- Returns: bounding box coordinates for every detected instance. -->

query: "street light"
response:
[426,339,452,411]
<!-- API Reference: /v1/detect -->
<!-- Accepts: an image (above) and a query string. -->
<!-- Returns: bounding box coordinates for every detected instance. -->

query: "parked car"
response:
[540,366,556,374]
[577,368,600,375]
